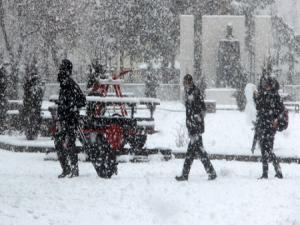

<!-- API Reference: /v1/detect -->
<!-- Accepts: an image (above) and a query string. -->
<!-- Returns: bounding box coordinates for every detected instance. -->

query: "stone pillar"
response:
[254,16,273,81]
[180,15,194,99]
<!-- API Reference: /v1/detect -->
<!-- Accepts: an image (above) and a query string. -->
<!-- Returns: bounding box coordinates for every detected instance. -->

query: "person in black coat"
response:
[254,75,284,179]
[55,59,86,178]
[175,74,217,181]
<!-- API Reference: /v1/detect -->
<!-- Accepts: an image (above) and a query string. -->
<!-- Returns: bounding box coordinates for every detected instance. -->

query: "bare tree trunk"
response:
[50,45,59,69]
[0,0,22,99]
[0,0,13,62]
[10,44,23,99]
[42,44,50,81]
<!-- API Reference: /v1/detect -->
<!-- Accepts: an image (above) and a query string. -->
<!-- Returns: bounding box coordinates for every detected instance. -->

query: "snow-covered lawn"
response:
[0,150,299,225]
[148,102,300,157]
[1,101,299,158]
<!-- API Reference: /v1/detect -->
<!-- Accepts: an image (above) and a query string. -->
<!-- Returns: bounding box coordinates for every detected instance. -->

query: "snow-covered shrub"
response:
[0,64,8,134]
[174,123,189,148]
[21,58,44,140]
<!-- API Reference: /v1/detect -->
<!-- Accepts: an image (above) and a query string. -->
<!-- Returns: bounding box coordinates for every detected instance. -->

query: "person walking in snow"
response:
[253,75,284,179]
[55,59,86,178]
[175,74,217,181]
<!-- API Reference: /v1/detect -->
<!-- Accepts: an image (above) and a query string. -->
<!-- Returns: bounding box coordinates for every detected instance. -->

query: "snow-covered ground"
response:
[1,101,300,225]
[0,150,299,225]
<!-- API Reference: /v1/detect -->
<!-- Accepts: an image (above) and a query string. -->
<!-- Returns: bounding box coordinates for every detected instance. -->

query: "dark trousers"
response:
[181,134,215,178]
[54,122,78,172]
[259,130,281,175]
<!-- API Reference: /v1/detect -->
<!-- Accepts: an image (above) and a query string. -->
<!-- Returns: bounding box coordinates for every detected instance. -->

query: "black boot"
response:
[272,155,283,179]
[57,142,70,178]
[200,151,217,180]
[58,168,71,178]
[258,162,268,179]
[208,172,217,180]
[175,157,193,181]
[68,165,79,178]
[68,151,79,178]
[57,157,71,178]
[175,175,188,181]
[274,167,283,179]
[258,173,268,179]
[275,172,283,179]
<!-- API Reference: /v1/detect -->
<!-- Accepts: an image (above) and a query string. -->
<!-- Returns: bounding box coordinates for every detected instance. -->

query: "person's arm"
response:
[196,88,206,115]
[253,91,263,110]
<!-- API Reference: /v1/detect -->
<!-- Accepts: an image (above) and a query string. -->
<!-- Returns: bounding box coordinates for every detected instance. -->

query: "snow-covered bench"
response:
[8,100,23,111]
[204,100,216,113]
[284,101,299,113]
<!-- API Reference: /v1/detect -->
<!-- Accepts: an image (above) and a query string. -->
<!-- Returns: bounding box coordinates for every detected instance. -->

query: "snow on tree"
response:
[0,0,296,93]
[21,56,44,140]
[144,65,159,98]
[233,67,248,111]
[0,59,8,133]
[272,16,300,85]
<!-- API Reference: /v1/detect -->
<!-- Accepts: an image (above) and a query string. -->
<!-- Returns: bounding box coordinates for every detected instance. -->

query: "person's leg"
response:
[267,133,283,178]
[54,127,70,178]
[197,136,217,180]
[270,152,282,178]
[175,141,196,181]
[259,136,269,179]
[66,126,79,178]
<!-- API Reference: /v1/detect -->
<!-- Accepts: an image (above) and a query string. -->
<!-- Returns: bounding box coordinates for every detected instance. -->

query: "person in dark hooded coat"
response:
[175,74,217,181]
[55,59,86,178]
[254,75,284,179]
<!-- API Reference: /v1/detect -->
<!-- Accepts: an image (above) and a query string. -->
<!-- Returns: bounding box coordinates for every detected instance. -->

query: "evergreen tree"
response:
[272,16,300,85]
[234,69,248,111]
[21,57,44,140]
[0,61,8,133]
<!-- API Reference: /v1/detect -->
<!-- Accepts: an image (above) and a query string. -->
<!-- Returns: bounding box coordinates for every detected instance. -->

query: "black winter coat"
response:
[185,84,206,136]
[254,90,284,133]
[57,75,86,125]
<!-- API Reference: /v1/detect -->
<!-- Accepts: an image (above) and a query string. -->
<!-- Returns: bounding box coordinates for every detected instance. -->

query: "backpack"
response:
[277,107,289,131]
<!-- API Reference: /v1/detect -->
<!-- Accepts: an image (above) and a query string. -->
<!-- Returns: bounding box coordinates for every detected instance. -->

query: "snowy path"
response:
[0,150,299,225]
